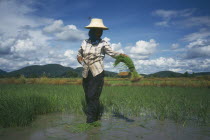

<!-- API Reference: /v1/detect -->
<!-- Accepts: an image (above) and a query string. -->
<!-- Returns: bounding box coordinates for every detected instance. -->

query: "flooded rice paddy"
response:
[0,112,209,140]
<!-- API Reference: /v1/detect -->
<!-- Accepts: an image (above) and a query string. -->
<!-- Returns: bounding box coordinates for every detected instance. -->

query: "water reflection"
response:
[86,127,101,140]
[0,112,209,140]
[112,111,135,122]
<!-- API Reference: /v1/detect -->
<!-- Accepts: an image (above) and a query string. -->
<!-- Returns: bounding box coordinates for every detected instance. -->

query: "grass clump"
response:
[114,55,142,82]
[66,121,101,133]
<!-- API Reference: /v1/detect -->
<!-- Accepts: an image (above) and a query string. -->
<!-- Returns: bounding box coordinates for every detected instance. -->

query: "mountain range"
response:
[0,64,210,78]
[0,64,118,78]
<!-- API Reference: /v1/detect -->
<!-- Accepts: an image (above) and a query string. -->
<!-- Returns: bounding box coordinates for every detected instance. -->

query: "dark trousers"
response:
[82,70,104,123]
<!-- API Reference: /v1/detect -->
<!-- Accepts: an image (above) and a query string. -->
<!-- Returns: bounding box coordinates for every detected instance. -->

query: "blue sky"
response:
[0,0,210,74]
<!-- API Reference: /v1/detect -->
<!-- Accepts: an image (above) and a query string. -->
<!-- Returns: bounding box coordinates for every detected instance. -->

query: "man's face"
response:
[89,28,103,40]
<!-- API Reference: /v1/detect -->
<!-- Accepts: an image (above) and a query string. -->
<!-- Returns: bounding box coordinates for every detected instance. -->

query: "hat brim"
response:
[85,26,109,30]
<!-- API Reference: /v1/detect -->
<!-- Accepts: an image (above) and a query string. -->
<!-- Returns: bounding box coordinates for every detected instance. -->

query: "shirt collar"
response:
[88,39,102,45]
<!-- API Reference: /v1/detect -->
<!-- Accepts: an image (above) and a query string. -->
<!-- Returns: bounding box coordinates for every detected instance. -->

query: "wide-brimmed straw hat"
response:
[85,18,109,30]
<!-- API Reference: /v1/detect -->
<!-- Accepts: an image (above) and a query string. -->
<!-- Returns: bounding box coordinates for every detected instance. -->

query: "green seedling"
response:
[114,55,142,82]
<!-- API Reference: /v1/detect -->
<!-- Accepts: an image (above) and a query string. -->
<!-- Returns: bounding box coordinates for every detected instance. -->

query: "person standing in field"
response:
[77,18,128,123]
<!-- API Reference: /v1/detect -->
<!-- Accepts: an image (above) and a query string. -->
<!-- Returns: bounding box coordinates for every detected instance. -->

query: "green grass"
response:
[66,121,101,133]
[0,84,209,127]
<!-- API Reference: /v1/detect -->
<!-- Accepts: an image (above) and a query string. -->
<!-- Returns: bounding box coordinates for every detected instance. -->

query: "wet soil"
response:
[0,112,209,140]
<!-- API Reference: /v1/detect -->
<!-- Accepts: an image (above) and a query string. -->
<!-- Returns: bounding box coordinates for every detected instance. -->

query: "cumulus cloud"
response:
[0,34,79,71]
[101,37,124,67]
[0,0,52,37]
[0,0,82,71]
[102,37,210,73]
[185,45,210,59]
[182,30,210,59]
[64,50,77,64]
[11,39,36,54]
[43,20,64,33]
[152,9,210,28]
[129,39,158,54]
[1,39,79,71]
[1,1,210,74]
[43,20,87,42]
[103,37,110,42]
[0,38,16,54]
[186,39,206,48]
[183,30,210,42]
[135,57,210,74]
[101,38,161,73]
[125,39,158,60]
[0,27,52,58]
[111,42,124,53]
[102,38,159,71]
[103,37,124,53]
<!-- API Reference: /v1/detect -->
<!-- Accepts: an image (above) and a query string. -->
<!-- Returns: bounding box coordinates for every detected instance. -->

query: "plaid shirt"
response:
[77,39,121,78]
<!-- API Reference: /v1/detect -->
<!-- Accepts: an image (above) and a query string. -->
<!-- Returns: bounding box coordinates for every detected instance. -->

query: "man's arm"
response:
[103,42,128,58]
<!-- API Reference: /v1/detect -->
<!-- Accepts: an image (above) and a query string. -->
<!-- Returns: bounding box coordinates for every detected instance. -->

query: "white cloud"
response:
[0,0,81,71]
[182,30,210,59]
[43,20,87,42]
[65,25,78,30]
[103,37,110,42]
[64,50,75,57]
[171,43,179,50]
[124,39,158,60]
[1,2,209,74]
[0,22,79,72]
[129,39,158,55]
[185,45,210,59]
[102,38,159,67]
[153,9,210,28]
[64,50,77,63]
[55,29,86,41]
[152,9,178,19]
[0,0,52,37]
[103,37,124,53]
[43,20,64,33]
[0,38,16,54]
[183,30,210,42]
[186,39,206,48]
[111,42,124,53]
[168,68,184,73]
[11,39,36,53]
[180,16,210,27]
[153,9,195,19]
[155,21,169,27]
[134,57,210,74]
[28,30,51,46]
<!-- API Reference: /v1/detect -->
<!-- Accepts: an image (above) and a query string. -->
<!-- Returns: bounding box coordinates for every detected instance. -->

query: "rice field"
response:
[0,82,209,128]
[0,76,210,87]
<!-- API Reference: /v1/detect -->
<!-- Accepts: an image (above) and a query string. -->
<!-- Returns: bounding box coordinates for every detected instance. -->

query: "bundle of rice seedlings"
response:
[114,55,142,82]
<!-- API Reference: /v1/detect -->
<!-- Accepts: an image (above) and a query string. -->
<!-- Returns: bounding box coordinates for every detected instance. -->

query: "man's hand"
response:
[77,56,83,64]
[120,53,129,57]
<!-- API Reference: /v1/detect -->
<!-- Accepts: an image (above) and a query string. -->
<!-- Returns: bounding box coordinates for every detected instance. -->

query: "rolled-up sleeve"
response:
[103,41,121,58]
[77,40,86,58]
[77,46,83,58]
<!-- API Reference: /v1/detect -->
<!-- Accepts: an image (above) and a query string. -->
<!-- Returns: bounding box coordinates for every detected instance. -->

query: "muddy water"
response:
[0,113,209,140]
